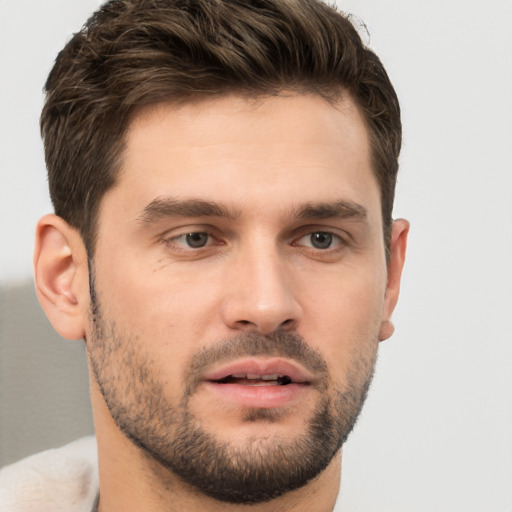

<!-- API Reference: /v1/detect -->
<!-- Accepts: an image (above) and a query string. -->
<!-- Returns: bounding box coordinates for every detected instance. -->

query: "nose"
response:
[220,245,302,334]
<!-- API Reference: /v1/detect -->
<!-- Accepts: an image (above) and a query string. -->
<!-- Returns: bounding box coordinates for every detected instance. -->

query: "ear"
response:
[34,214,89,340]
[379,219,409,341]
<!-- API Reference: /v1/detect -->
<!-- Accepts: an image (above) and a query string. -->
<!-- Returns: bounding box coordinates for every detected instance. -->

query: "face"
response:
[86,94,394,503]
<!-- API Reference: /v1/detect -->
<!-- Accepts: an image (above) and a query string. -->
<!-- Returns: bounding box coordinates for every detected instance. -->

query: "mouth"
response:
[204,358,312,386]
[213,373,294,386]
[201,358,312,408]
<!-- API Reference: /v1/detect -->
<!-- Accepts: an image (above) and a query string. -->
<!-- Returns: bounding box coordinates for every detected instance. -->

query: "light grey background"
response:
[1,1,511,511]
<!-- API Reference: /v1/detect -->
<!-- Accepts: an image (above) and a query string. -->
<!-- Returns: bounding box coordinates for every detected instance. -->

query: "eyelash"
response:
[162,229,348,253]
[162,230,219,251]
[293,231,346,250]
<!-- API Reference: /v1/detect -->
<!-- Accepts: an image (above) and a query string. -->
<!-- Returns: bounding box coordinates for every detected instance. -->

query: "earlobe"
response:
[379,219,409,342]
[378,320,395,341]
[34,214,88,340]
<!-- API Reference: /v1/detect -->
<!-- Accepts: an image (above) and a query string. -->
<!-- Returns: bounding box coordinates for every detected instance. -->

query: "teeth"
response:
[229,373,283,381]
[226,373,292,384]
[245,373,281,381]
[261,374,279,381]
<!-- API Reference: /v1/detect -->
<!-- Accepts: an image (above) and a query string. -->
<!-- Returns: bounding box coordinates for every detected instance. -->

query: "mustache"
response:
[183,330,329,396]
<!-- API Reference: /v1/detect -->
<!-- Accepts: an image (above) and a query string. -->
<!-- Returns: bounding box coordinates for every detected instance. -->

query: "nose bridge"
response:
[221,235,301,333]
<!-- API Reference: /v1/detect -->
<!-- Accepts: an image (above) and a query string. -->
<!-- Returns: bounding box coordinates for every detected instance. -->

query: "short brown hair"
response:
[41,0,401,254]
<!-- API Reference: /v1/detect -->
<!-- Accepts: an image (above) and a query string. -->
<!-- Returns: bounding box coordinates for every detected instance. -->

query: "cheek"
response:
[305,259,386,329]
[90,261,221,376]
[300,266,386,387]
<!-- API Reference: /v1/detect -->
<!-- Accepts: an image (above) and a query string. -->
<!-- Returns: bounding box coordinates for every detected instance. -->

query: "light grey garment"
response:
[0,436,98,512]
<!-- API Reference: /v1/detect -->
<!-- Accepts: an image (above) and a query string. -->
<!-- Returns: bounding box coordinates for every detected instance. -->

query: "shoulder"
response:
[0,436,98,512]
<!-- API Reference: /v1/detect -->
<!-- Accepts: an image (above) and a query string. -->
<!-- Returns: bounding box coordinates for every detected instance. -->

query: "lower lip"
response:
[203,381,309,408]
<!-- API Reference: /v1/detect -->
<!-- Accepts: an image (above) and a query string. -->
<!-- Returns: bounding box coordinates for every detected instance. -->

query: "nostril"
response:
[279,318,295,329]
[235,320,256,329]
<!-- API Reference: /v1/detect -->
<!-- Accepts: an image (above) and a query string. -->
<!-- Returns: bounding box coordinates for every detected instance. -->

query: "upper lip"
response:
[203,357,314,384]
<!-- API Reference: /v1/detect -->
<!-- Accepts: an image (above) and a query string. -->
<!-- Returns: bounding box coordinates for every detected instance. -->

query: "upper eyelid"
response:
[160,232,220,253]
[290,225,352,242]
[164,230,215,242]
[157,225,353,247]
[293,231,346,247]
[158,224,217,239]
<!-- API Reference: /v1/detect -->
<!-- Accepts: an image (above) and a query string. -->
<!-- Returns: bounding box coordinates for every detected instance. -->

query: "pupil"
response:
[186,233,208,248]
[311,232,332,249]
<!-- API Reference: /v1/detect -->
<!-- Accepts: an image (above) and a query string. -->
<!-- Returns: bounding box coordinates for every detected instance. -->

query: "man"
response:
[0,0,408,510]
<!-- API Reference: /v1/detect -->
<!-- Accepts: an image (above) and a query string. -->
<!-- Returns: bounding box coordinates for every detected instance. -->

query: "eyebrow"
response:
[138,196,367,227]
[138,197,241,225]
[295,200,368,221]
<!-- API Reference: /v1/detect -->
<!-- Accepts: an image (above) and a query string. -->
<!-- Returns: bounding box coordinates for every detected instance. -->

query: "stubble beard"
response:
[86,272,377,504]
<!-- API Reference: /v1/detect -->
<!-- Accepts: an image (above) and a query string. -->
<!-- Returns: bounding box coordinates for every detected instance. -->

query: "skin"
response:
[34,93,408,512]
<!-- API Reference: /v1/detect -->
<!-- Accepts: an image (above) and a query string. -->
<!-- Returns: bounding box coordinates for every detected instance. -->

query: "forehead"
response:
[126,93,369,162]
[105,93,380,224]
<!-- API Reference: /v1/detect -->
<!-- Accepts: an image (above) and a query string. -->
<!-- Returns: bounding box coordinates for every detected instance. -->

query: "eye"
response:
[295,231,344,250]
[169,232,212,249]
[184,232,209,248]
[309,232,334,249]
